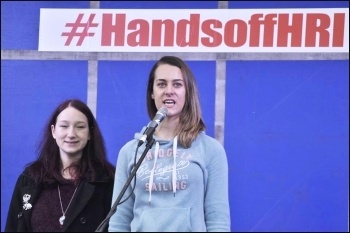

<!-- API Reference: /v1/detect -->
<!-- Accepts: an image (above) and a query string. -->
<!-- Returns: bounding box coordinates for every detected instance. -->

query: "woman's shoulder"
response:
[194,132,228,165]
[14,169,36,187]
[119,138,139,155]
[197,132,224,147]
[194,132,227,157]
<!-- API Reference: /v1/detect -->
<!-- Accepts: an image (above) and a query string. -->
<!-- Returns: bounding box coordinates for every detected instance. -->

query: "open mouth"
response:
[164,100,175,106]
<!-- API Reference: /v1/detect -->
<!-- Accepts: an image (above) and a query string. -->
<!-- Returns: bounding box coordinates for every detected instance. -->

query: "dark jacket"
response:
[5,169,115,232]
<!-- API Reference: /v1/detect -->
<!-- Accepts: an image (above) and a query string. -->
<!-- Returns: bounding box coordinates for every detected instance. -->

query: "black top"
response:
[5,169,115,232]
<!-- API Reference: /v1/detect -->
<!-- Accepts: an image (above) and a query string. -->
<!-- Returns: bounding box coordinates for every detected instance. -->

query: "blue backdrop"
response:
[1,1,349,232]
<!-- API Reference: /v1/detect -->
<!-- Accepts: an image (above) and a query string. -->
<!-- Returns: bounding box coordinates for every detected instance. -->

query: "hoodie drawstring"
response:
[172,136,178,197]
[148,136,178,204]
[148,141,159,204]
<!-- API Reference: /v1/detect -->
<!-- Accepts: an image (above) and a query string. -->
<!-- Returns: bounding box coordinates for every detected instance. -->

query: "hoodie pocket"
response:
[136,207,192,232]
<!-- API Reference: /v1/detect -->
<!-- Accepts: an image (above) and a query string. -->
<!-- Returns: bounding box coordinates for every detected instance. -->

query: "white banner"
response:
[38,8,349,52]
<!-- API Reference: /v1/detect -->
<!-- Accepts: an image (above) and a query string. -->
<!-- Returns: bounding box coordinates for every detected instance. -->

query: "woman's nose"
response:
[165,86,174,95]
[67,127,76,136]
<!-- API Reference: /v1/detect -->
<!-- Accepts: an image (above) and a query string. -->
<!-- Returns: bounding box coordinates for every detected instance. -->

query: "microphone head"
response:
[157,107,168,117]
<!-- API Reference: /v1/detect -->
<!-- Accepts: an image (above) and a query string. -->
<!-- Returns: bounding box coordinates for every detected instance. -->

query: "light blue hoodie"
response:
[108,128,230,232]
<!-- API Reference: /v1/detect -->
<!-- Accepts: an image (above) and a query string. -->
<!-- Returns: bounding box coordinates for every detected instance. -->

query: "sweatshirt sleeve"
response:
[204,139,231,232]
[108,142,135,232]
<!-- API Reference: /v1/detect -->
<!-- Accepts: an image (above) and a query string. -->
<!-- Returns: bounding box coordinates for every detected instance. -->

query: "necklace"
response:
[58,182,79,227]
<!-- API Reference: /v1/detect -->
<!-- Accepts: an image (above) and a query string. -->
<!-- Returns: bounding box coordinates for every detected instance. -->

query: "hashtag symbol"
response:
[61,13,98,46]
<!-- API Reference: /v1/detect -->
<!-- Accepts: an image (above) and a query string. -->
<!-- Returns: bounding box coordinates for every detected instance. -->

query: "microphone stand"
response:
[95,138,155,232]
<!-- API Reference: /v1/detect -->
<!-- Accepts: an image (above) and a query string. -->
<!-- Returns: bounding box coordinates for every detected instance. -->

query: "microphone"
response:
[138,107,168,147]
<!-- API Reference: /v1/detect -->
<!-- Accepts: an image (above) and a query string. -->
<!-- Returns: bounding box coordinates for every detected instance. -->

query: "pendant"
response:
[59,215,65,226]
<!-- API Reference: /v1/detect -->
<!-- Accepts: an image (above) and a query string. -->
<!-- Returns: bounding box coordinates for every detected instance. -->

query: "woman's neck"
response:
[61,169,77,180]
[60,154,81,180]
[154,119,178,140]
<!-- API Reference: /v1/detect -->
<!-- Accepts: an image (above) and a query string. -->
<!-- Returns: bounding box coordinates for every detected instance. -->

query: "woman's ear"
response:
[51,125,56,139]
